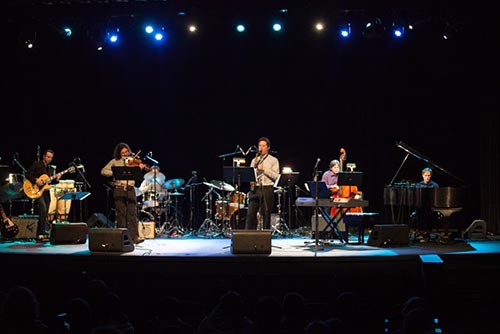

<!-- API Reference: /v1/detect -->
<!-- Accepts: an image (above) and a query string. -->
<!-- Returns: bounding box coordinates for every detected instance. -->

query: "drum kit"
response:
[137,173,186,237]
[197,179,247,237]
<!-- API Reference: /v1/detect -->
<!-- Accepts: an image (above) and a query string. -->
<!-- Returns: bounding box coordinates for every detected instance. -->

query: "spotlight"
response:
[144,25,154,34]
[339,23,351,38]
[63,27,72,37]
[362,17,385,39]
[106,28,120,44]
[236,24,246,33]
[272,23,282,32]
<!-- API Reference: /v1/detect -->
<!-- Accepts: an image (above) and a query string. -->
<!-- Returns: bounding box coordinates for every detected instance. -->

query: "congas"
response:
[230,208,248,230]
[54,180,76,198]
[48,184,73,222]
[227,191,246,216]
[215,200,230,221]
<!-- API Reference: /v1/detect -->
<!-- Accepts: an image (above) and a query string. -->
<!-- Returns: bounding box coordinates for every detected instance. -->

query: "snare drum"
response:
[143,191,165,208]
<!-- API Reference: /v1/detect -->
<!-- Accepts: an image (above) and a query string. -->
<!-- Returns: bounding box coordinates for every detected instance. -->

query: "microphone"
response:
[313,158,321,171]
[147,151,153,156]
[236,145,245,155]
[12,152,18,165]
[145,155,159,164]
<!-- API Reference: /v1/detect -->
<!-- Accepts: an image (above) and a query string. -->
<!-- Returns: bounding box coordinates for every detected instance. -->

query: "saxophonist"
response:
[246,137,280,230]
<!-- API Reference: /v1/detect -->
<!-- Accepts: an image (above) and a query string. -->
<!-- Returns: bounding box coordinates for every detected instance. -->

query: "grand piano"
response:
[383,141,467,233]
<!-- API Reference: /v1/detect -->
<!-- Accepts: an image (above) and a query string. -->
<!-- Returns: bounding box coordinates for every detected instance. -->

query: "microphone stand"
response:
[312,167,321,250]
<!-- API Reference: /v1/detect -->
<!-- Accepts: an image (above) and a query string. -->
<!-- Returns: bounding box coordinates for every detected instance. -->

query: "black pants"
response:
[113,187,139,239]
[36,192,50,235]
[246,185,274,230]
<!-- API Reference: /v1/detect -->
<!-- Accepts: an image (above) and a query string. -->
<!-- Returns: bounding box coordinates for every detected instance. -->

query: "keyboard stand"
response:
[318,206,349,244]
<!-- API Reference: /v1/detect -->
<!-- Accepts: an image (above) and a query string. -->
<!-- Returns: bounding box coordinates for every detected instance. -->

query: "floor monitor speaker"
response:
[231,230,272,255]
[50,223,88,245]
[88,228,134,253]
[367,224,409,247]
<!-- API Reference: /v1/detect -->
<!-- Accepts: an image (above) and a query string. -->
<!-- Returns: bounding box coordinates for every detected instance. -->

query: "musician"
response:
[101,142,146,244]
[321,159,341,195]
[25,149,61,242]
[413,167,440,238]
[246,137,280,230]
[139,165,168,209]
[417,167,439,188]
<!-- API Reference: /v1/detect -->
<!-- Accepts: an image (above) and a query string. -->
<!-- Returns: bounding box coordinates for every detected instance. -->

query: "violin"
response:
[125,156,151,171]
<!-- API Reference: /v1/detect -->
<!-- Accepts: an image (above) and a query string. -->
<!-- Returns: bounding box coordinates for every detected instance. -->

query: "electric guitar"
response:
[0,204,19,239]
[23,166,76,199]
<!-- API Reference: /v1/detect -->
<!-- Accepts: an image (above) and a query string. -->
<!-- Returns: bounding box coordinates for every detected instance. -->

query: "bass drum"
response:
[229,208,247,230]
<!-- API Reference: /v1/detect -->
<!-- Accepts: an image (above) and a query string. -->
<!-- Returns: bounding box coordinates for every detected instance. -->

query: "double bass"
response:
[330,148,363,216]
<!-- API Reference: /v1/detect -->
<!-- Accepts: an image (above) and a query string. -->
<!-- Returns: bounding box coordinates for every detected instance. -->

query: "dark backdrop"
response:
[2,2,496,230]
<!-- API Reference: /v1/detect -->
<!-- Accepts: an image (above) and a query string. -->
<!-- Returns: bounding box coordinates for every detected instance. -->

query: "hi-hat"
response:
[143,171,166,184]
[164,178,185,190]
[209,180,235,192]
[169,191,184,196]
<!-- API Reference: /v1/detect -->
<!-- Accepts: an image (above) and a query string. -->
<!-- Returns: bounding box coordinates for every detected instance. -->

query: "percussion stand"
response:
[197,186,220,237]
[166,192,184,236]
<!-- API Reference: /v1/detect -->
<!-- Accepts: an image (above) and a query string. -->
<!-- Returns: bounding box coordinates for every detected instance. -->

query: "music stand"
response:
[111,166,142,185]
[60,192,91,222]
[223,166,256,185]
[338,171,363,187]
[111,166,142,231]
[274,172,299,235]
[223,166,256,229]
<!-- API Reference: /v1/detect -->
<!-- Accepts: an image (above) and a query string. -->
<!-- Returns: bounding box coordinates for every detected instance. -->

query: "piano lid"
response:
[389,141,467,187]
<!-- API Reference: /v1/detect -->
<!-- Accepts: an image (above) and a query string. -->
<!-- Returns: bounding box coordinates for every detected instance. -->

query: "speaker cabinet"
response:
[462,219,487,239]
[11,215,39,239]
[50,223,88,245]
[231,230,272,255]
[138,222,155,239]
[88,228,135,253]
[87,213,114,228]
[367,224,410,247]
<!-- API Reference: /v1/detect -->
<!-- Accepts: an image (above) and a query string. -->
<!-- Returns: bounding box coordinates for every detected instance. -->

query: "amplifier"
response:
[138,222,155,239]
[11,215,39,239]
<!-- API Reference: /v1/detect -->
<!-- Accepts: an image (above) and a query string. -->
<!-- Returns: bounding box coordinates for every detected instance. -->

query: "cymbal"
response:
[209,180,235,192]
[164,178,185,190]
[169,192,184,196]
[143,171,166,184]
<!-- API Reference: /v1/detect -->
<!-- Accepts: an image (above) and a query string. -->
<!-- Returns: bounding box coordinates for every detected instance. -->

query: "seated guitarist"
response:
[26,149,61,242]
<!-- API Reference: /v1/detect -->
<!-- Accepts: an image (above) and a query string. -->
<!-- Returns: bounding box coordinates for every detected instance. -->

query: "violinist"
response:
[101,142,146,244]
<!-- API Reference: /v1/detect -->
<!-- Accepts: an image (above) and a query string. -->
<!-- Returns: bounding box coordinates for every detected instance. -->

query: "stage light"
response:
[236,24,245,33]
[314,22,325,32]
[154,33,163,41]
[145,25,154,34]
[188,24,197,33]
[272,23,282,32]
[362,17,385,39]
[392,24,405,38]
[63,27,72,37]
[339,23,351,38]
[106,28,120,44]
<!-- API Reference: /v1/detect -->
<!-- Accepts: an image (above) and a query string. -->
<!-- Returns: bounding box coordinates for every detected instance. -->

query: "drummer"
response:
[138,165,168,205]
